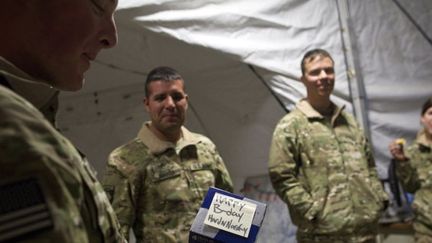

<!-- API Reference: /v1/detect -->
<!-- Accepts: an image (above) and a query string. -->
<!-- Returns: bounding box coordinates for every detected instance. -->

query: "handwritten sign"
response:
[204,193,257,238]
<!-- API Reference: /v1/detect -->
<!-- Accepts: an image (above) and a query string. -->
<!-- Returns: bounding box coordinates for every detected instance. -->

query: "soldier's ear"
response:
[143,98,150,112]
[300,75,306,84]
[420,115,427,127]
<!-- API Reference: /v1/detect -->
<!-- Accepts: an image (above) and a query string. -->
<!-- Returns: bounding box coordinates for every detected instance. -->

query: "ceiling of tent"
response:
[58,0,432,191]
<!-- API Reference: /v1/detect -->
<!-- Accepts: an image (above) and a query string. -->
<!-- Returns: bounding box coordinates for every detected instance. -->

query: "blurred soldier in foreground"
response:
[0,0,125,242]
[268,49,388,243]
[389,97,432,243]
[102,66,234,243]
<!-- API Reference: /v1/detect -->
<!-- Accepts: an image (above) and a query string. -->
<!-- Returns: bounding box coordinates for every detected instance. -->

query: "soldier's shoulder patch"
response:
[0,178,53,242]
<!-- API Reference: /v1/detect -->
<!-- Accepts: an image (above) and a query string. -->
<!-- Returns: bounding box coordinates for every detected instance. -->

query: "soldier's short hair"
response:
[421,97,432,116]
[301,49,334,75]
[145,66,184,97]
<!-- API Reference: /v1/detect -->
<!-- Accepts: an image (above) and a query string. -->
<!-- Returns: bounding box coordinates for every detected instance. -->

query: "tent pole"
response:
[335,0,371,138]
[392,0,432,47]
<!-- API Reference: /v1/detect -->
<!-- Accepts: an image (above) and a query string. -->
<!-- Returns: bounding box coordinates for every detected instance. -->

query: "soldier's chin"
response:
[164,122,182,131]
[318,89,331,96]
[164,116,181,123]
[57,76,85,92]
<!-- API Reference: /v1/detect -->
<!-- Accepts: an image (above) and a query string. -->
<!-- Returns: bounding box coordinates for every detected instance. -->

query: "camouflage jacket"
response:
[268,99,387,237]
[0,58,125,243]
[396,130,432,236]
[102,122,234,243]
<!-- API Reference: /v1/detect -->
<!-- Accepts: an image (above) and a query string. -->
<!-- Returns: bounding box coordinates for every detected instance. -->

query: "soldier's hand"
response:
[388,139,408,162]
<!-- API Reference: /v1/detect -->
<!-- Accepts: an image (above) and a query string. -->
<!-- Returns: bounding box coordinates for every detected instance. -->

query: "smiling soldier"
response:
[268,49,388,243]
[102,66,233,243]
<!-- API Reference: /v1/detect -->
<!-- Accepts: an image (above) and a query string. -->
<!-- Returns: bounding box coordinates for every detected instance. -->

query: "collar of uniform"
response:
[416,129,432,148]
[137,121,201,155]
[296,99,345,121]
[0,56,58,111]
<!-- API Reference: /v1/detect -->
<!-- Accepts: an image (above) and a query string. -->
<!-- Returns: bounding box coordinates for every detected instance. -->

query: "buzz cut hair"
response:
[145,66,184,97]
[301,49,334,75]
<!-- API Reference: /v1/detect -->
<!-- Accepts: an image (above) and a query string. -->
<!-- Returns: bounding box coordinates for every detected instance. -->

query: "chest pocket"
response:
[151,166,183,183]
[147,162,192,202]
[337,132,367,163]
[302,132,335,167]
[416,158,432,187]
[188,162,215,197]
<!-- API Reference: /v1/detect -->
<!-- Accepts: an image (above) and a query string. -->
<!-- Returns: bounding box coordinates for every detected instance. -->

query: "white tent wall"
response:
[348,0,432,178]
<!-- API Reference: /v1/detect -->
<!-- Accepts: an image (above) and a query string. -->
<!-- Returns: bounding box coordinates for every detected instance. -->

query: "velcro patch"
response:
[0,178,53,242]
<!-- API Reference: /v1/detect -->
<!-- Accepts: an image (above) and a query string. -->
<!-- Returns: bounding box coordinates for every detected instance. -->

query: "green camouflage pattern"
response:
[102,123,233,243]
[414,231,432,243]
[0,68,125,242]
[268,99,387,240]
[396,130,432,237]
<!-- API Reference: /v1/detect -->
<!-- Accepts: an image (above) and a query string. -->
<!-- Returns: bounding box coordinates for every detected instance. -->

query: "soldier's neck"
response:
[307,97,333,116]
[149,124,181,144]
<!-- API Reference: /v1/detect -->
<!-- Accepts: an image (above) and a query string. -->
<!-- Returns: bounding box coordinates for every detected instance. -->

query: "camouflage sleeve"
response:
[364,135,389,202]
[0,126,88,242]
[212,148,234,193]
[0,89,125,242]
[102,152,137,240]
[268,119,318,221]
[0,160,89,242]
[395,146,421,193]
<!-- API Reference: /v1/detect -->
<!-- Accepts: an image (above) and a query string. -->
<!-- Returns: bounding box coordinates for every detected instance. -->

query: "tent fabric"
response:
[58,0,432,192]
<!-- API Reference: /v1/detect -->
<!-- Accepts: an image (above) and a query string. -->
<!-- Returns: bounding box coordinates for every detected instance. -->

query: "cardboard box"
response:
[189,187,267,243]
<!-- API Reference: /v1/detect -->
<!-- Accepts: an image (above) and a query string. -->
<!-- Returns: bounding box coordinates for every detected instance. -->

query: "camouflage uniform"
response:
[102,122,234,243]
[0,57,125,243]
[396,130,432,242]
[268,99,387,242]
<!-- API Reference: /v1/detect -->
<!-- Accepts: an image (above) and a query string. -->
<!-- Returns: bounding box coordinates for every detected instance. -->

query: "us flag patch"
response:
[0,178,53,242]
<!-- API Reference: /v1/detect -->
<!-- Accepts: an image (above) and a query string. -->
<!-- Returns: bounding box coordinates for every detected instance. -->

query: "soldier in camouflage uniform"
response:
[0,1,125,242]
[268,49,388,243]
[389,97,432,243]
[102,66,234,243]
